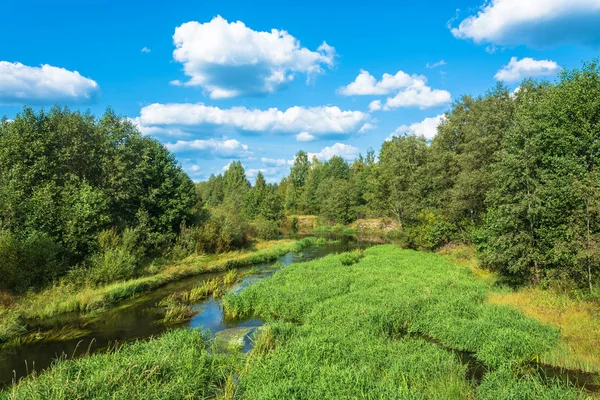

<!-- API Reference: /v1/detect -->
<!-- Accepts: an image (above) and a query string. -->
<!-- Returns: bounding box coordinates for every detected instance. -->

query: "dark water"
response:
[0,237,371,387]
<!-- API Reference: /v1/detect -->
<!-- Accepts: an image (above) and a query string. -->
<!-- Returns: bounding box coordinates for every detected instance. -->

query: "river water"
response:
[0,237,371,387]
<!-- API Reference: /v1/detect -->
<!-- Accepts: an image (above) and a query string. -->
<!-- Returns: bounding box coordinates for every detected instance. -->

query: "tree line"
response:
[203,61,600,291]
[1,60,599,294]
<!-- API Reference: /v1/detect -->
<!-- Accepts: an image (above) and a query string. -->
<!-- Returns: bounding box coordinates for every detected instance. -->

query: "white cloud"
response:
[450,0,600,48]
[172,16,335,98]
[338,69,420,96]
[296,131,315,142]
[358,122,376,133]
[494,57,561,82]
[165,138,251,158]
[137,103,368,137]
[0,61,99,105]
[426,60,447,69]
[141,47,151,53]
[368,100,382,112]
[308,143,360,161]
[384,84,452,110]
[389,114,446,141]
[339,69,451,110]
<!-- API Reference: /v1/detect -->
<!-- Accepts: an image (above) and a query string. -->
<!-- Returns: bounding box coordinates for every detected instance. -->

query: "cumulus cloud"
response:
[450,0,600,48]
[0,61,99,105]
[389,114,446,141]
[426,60,447,69]
[296,131,315,142]
[172,16,335,98]
[141,47,151,53]
[494,57,561,82]
[308,143,360,161]
[339,69,451,110]
[358,122,376,133]
[164,138,251,158]
[137,103,368,138]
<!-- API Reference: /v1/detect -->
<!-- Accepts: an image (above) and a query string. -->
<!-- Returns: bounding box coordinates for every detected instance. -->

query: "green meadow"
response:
[4,245,596,399]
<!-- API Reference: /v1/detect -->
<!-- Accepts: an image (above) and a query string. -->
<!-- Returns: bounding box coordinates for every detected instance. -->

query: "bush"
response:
[253,218,280,240]
[0,230,65,293]
[405,211,458,251]
[290,216,299,234]
[87,229,141,285]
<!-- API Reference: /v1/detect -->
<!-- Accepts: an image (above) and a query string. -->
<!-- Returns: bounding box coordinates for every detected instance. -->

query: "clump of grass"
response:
[0,306,25,344]
[161,304,196,325]
[6,326,91,347]
[4,329,242,399]
[313,224,358,236]
[339,249,363,266]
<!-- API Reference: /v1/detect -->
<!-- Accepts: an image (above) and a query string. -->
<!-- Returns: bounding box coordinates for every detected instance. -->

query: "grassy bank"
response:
[0,237,327,347]
[4,245,596,398]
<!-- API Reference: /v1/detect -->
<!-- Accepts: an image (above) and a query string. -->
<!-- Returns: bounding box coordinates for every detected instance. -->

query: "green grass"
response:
[223,245,584,398]
[1,329,241,400]
[0,306,25,343]
[5,245,588,399]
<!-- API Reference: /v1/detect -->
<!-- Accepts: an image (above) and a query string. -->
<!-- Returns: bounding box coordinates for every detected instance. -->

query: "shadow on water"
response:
[0,236,374,387]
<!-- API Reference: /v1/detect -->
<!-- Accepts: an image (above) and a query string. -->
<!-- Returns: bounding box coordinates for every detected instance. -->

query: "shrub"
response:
[253,218,280,240]
[0,230,65,293]
[87,229,141,285]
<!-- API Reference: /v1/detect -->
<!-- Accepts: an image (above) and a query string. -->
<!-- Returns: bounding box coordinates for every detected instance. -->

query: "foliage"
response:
[0,107,197,291]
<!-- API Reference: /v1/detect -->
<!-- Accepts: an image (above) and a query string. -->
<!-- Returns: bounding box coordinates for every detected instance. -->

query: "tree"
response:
[285,151,310,213]
[369,135,428,227]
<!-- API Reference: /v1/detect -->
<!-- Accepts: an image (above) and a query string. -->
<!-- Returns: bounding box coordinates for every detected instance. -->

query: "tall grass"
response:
[0,306,24,344]
[2,329,241,399]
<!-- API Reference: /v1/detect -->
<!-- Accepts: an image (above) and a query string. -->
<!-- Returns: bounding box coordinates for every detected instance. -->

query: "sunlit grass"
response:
[3,245,589,398]
[489,288,600,374]
[223,245,580,398]
[2,329,241,399]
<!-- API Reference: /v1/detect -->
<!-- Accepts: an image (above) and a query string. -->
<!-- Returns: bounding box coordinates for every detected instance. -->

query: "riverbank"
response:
[6,245,597,399]
[0,237,326,348]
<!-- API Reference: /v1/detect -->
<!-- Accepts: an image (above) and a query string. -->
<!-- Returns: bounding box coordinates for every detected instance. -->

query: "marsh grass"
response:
[4,326,91,347]
[156,269,242,324]
[0,307,25,344]
[439,244,600,375]
[3,245,590,399]
[223,245,582,398]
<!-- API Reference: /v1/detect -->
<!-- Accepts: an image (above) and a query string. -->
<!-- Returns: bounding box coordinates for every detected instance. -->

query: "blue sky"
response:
[1,0,599,182]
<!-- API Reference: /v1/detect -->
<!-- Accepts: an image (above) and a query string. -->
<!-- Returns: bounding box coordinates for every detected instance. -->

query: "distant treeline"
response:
[202,60,600,291]
[1,60,599,294]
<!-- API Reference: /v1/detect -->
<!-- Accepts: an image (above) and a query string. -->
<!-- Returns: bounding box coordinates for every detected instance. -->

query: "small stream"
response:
[0,237,372,387]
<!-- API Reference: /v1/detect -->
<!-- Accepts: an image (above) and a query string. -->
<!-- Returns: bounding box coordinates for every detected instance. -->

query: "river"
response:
[0,237,373,387]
